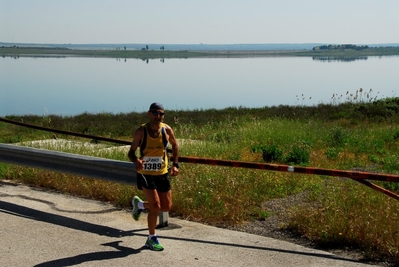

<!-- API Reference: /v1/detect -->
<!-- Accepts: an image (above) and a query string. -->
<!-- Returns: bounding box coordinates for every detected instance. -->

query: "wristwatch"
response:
[173,162,180,169]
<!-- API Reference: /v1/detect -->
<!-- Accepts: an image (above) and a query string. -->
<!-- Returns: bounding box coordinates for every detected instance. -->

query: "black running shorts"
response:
[136,173,171,192]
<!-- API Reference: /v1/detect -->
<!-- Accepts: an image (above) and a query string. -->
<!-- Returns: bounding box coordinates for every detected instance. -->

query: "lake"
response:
[1,55,398,116]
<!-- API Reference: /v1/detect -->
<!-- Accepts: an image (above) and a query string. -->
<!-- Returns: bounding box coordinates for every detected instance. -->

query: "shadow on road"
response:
[1,198,365,266]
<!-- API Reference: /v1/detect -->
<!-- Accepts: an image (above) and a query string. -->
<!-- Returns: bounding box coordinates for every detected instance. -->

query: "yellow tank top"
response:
[138,123,169,175]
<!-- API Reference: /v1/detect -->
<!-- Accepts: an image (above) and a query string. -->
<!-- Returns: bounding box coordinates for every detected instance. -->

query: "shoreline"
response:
[2,46,399,59]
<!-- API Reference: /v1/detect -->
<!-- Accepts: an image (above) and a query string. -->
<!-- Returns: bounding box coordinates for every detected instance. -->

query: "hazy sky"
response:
[1,0,398,45]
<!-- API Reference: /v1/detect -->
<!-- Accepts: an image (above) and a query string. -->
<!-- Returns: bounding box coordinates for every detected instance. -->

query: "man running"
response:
[128,102,180,251]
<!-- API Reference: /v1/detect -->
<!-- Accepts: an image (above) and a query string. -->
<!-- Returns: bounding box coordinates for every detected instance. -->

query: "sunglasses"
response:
[150,110,165,116]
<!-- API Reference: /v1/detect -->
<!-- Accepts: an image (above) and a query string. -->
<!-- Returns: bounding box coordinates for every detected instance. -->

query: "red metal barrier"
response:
[172,156,399,201]
[175,156,399,182]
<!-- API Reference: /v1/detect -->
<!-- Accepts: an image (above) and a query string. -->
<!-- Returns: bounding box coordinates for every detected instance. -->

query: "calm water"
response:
[1,55,398,116]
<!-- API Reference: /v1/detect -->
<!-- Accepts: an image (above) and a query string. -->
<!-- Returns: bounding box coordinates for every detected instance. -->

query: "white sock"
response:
[138,201,144,210]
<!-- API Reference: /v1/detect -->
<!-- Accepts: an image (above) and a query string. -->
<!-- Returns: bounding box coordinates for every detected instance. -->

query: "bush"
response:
[284,145,310,165]
[327,126,348,147]
[262,144,283,162]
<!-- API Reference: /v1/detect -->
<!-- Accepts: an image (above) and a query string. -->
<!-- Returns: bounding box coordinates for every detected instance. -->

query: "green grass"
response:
[1,95,399,263]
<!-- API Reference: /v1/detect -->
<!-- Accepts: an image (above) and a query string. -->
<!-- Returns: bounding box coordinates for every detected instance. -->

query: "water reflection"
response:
[1,56,398,116]
[312,56,368,62]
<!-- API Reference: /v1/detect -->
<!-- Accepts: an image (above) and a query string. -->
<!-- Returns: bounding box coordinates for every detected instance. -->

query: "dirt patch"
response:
[227,193,394,266]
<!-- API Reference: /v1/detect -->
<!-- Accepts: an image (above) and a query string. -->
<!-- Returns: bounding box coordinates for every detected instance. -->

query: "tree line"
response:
[312,44,369,51]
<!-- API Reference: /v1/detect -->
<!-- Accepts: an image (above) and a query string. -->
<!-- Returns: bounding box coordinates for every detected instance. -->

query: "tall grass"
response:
[290,178,399,261]
[1,96,399,263]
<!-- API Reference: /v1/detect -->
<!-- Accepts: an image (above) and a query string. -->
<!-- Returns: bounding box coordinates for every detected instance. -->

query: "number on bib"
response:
[143,157,163,171]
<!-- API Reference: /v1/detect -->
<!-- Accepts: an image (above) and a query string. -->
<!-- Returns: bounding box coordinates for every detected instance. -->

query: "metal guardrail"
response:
[0,143,169,227]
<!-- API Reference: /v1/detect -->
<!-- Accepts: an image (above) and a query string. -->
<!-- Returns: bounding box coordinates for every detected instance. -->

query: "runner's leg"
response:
[142,187,160,235]
[158,190,172,212]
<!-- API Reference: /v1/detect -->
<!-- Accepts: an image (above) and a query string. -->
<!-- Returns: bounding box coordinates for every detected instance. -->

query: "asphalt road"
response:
[0,180,376,267]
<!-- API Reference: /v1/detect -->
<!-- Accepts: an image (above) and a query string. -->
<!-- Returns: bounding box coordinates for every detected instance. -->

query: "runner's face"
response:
[149,109,165,123]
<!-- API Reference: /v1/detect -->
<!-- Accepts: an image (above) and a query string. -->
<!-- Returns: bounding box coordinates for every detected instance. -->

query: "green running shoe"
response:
[132,196,143,221]
[145,235,164,251]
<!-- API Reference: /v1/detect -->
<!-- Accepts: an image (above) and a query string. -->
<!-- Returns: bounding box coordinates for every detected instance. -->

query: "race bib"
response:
[143,157,163,171]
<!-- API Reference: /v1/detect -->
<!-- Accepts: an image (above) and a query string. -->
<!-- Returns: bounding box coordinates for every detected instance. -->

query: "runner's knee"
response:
[160,201,172,212]
[148,201,161,212]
